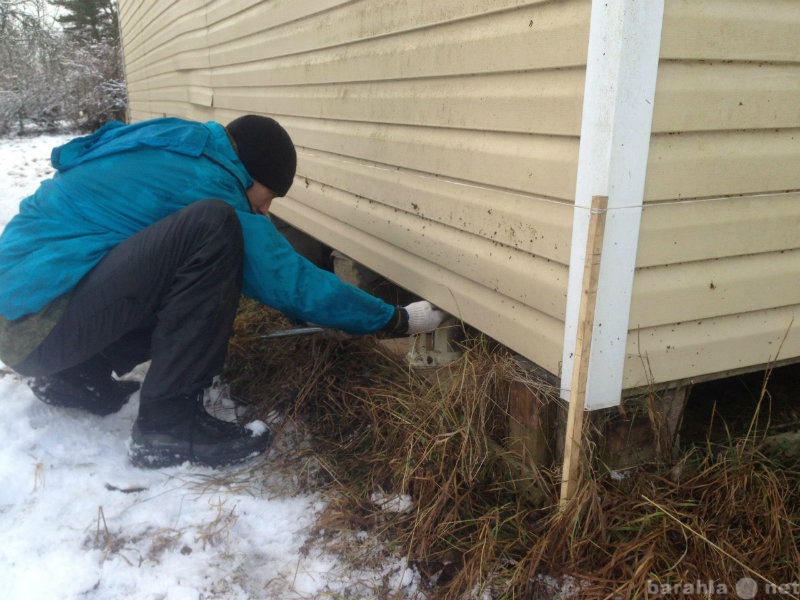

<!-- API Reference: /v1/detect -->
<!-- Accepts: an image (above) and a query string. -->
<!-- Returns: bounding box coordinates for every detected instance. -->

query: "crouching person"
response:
[0,115,446,469]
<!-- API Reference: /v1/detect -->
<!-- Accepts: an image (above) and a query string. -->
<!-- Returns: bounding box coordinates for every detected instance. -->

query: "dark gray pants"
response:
[16,199,244,419]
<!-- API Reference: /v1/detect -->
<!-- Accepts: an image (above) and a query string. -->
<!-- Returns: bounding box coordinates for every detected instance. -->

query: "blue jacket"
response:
[0,118,394,334]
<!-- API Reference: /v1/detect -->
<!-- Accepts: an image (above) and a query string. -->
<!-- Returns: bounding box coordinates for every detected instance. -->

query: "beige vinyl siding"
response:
[624,0,800,389]
[118,0,800,396]
[119,1,214,120]
[119,0,591,376]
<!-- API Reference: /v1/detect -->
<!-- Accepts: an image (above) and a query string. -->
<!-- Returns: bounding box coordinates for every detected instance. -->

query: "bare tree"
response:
[0,0,66,134]
[60,36,127,131]
[0,0,127,135]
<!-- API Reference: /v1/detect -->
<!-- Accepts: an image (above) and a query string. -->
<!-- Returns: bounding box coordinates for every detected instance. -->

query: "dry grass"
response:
[223,300,800,599]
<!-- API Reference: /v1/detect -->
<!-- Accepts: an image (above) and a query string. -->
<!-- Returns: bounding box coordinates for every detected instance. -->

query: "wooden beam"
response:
[560,195,608,507]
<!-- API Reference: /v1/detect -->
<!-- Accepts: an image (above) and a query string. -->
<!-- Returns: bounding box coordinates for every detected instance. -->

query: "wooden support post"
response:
[560,195,608,507]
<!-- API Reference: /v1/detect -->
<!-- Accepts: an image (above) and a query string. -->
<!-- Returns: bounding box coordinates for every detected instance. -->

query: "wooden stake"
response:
[560,195,608,507]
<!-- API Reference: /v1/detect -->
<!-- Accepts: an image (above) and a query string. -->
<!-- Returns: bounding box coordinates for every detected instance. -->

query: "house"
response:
[117,0,800,411]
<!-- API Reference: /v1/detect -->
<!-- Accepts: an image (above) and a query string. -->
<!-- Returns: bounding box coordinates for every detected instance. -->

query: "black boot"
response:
[28,355,139,416]
[129,392,272,468]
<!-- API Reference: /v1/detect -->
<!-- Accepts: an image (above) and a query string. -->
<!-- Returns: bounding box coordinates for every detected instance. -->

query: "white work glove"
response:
[403,301,447,335]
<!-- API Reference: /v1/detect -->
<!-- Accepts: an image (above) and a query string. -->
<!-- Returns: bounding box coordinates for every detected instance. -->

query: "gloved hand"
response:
[403,301,448,335]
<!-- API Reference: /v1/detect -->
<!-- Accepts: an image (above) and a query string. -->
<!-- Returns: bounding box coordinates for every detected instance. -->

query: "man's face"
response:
[246,180,277,216]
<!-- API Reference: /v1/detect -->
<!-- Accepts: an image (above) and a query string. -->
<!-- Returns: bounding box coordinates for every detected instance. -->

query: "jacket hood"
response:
[52,118,214,172]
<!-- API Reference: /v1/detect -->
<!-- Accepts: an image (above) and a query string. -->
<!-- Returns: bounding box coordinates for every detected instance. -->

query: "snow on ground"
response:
[0,133,420,599]
[0,134,70,229]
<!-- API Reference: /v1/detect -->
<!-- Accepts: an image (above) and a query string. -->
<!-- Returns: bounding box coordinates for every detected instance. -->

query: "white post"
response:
[561,0,665,410]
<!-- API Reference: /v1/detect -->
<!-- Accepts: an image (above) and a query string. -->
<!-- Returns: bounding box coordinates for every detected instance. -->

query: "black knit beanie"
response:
[227,115,297,196]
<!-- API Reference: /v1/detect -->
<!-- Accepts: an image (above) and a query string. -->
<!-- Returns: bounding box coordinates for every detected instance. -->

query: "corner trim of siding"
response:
[561,0,664,409]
